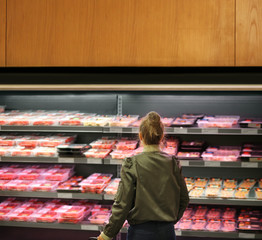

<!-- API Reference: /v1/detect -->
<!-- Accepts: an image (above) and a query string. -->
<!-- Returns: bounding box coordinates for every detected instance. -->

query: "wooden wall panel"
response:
[0,0,6,66]
[236,0,262,66]
[7,0,235,67]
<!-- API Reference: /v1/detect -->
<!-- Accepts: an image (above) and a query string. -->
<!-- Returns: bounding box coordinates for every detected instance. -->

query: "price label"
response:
[205,161,220,167]
[104,194,115,200]
[241,128,258,135]
[0,157,1,161]
[202,128,218,134]
[175,230,182,236]
[131,127,139,133]
[58,158,74,163]
[180,160,189,166]
[241,162,258,168]
[239,233,255,239]
[57,193,73,198]
[173,128,187,134]
[87,158,102,164]
[110,127,121,133]
[81,224,99,231]
[110,159,122,165]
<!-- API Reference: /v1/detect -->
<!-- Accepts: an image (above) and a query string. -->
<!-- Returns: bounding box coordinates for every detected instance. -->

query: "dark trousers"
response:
[127,221,176,240]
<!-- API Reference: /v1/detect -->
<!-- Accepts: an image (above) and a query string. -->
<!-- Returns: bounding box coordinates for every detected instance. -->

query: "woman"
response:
[97,111,189,240]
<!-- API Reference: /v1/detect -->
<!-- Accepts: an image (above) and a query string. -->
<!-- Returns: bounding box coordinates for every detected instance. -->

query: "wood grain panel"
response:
[0,0,6,66]
[7,0,235,66]
[236,0,262,66]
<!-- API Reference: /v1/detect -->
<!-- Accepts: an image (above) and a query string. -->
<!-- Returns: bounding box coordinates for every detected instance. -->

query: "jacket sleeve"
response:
[103,157,136,238]
[173,158,190,223]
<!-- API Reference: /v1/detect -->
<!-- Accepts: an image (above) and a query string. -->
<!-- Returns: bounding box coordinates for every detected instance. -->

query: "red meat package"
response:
[206,219,222,231]
[84,149,111,159]
[191,219,207,230]
[115,140,138,150]
[89,139,117,149]
[206,208,222,219]
[110,150,134,159]
[177,218,192,230]
[88,211,111,225]
[222,208,237,220]
[221,220,236,232]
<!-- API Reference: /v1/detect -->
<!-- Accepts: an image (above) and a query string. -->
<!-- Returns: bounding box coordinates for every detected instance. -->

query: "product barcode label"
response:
[173,128,187,134]
[241,162,258,168]
[57,193,73,198]
[58,158,74,163]
[202,128,218,134]
[87,158,102,164]
[241,128,258,135]
[239,233,255,239]
[205,161,220,167]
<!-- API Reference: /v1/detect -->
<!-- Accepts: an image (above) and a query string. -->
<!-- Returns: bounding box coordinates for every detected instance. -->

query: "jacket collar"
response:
[143,145,160,152]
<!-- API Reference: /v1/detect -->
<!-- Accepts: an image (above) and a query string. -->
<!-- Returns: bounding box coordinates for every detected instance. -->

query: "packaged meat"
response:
[222,208,237,220]
[221,220,236,232]
[0,168,22,180]
[35,210,57,223]
[208,178,223,185]
[255,188,262,200]
[234,188,250,199]
[172,117,196,127]
[220,188,235,199]
[223,179,238,188]
[18,169,45,180]
[0,209,12,221]
[206,219,222,231]
[84,149,111,159]
[0,146,13,156]
[189,187,205,198]
[176,152,201,160]
[10,147,34,157]
[162,147,177,155]
[182,207,194,219]
[206,208,222,219]
[193,206,208,219]
[109,115,139,127]
[197,116,239,128]
[178,218,192,230]
[205,185,221,198]
[180,141,205,151]
[57,205,87,219]
[89,139,117,149]
[238,221,261,230]
[0,180,9,190]
[115,140,138,150]
[16,136,41,148]
[82,116,114,127]
[80,179,109,194]
[104,178,121,195]
[110,150,134,159]
[161,117,174,127]
[239,118,262,128]
[5,180,33,191]
[191,219,207,230]
[194,178,208,187]
[165,139,179,148]
[88,211,111,224]
[185,177,194,185]
[33,147,58,157]
[186,183,194,192]
[29,180,60,192]
[0,136,18,146]
[57,176,83,193]
[44,169,71,182]
[238,179,256,189]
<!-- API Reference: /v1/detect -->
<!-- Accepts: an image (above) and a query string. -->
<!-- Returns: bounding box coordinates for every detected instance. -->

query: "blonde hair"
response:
[139,111,164,145]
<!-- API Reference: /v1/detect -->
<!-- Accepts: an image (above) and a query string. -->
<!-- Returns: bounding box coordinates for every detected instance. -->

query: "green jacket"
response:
[103,145,189,238]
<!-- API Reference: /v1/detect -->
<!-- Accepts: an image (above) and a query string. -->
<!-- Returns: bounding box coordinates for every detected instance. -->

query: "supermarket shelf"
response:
[0,221,101,231]
[0,125,261,135]
[1,156,261,169]
[104,194,115,200]
[0,221,261,239]
[0,156,103,164]
[0,191,103,200]
[120,228,262,239]
[180,160,262,168]
[0,125,103,133]
[190,197,262,206]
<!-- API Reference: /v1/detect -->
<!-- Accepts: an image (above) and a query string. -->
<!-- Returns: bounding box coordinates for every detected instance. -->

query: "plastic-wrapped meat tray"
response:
[189,187,205,198]
[191,219,207,230]
[33,147,58,157]
[194,178,208,187]
[180,141,205,151]
[88,211,111,225]
[220,188,235,199]
[161,118,174,127]
[221,220,236,232]
[234,188,250,199]
[115,140,138,150]
[176,151,201,160]
[205,185,221,198]
[206,219,222,231]
[84,149,111,159]
[222,208,236,220]
[206,208,222,219]
[192,206,208,219]
[89,139,116,149]
[223,179,238,188]
[238,179,256,189]
[239,119,262,128]
[172,117,196,127]
[110,150,135,159]
[178,218,192,230]
[104,178,120,195]
[57,176,84,193]
[255,188,262,200]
